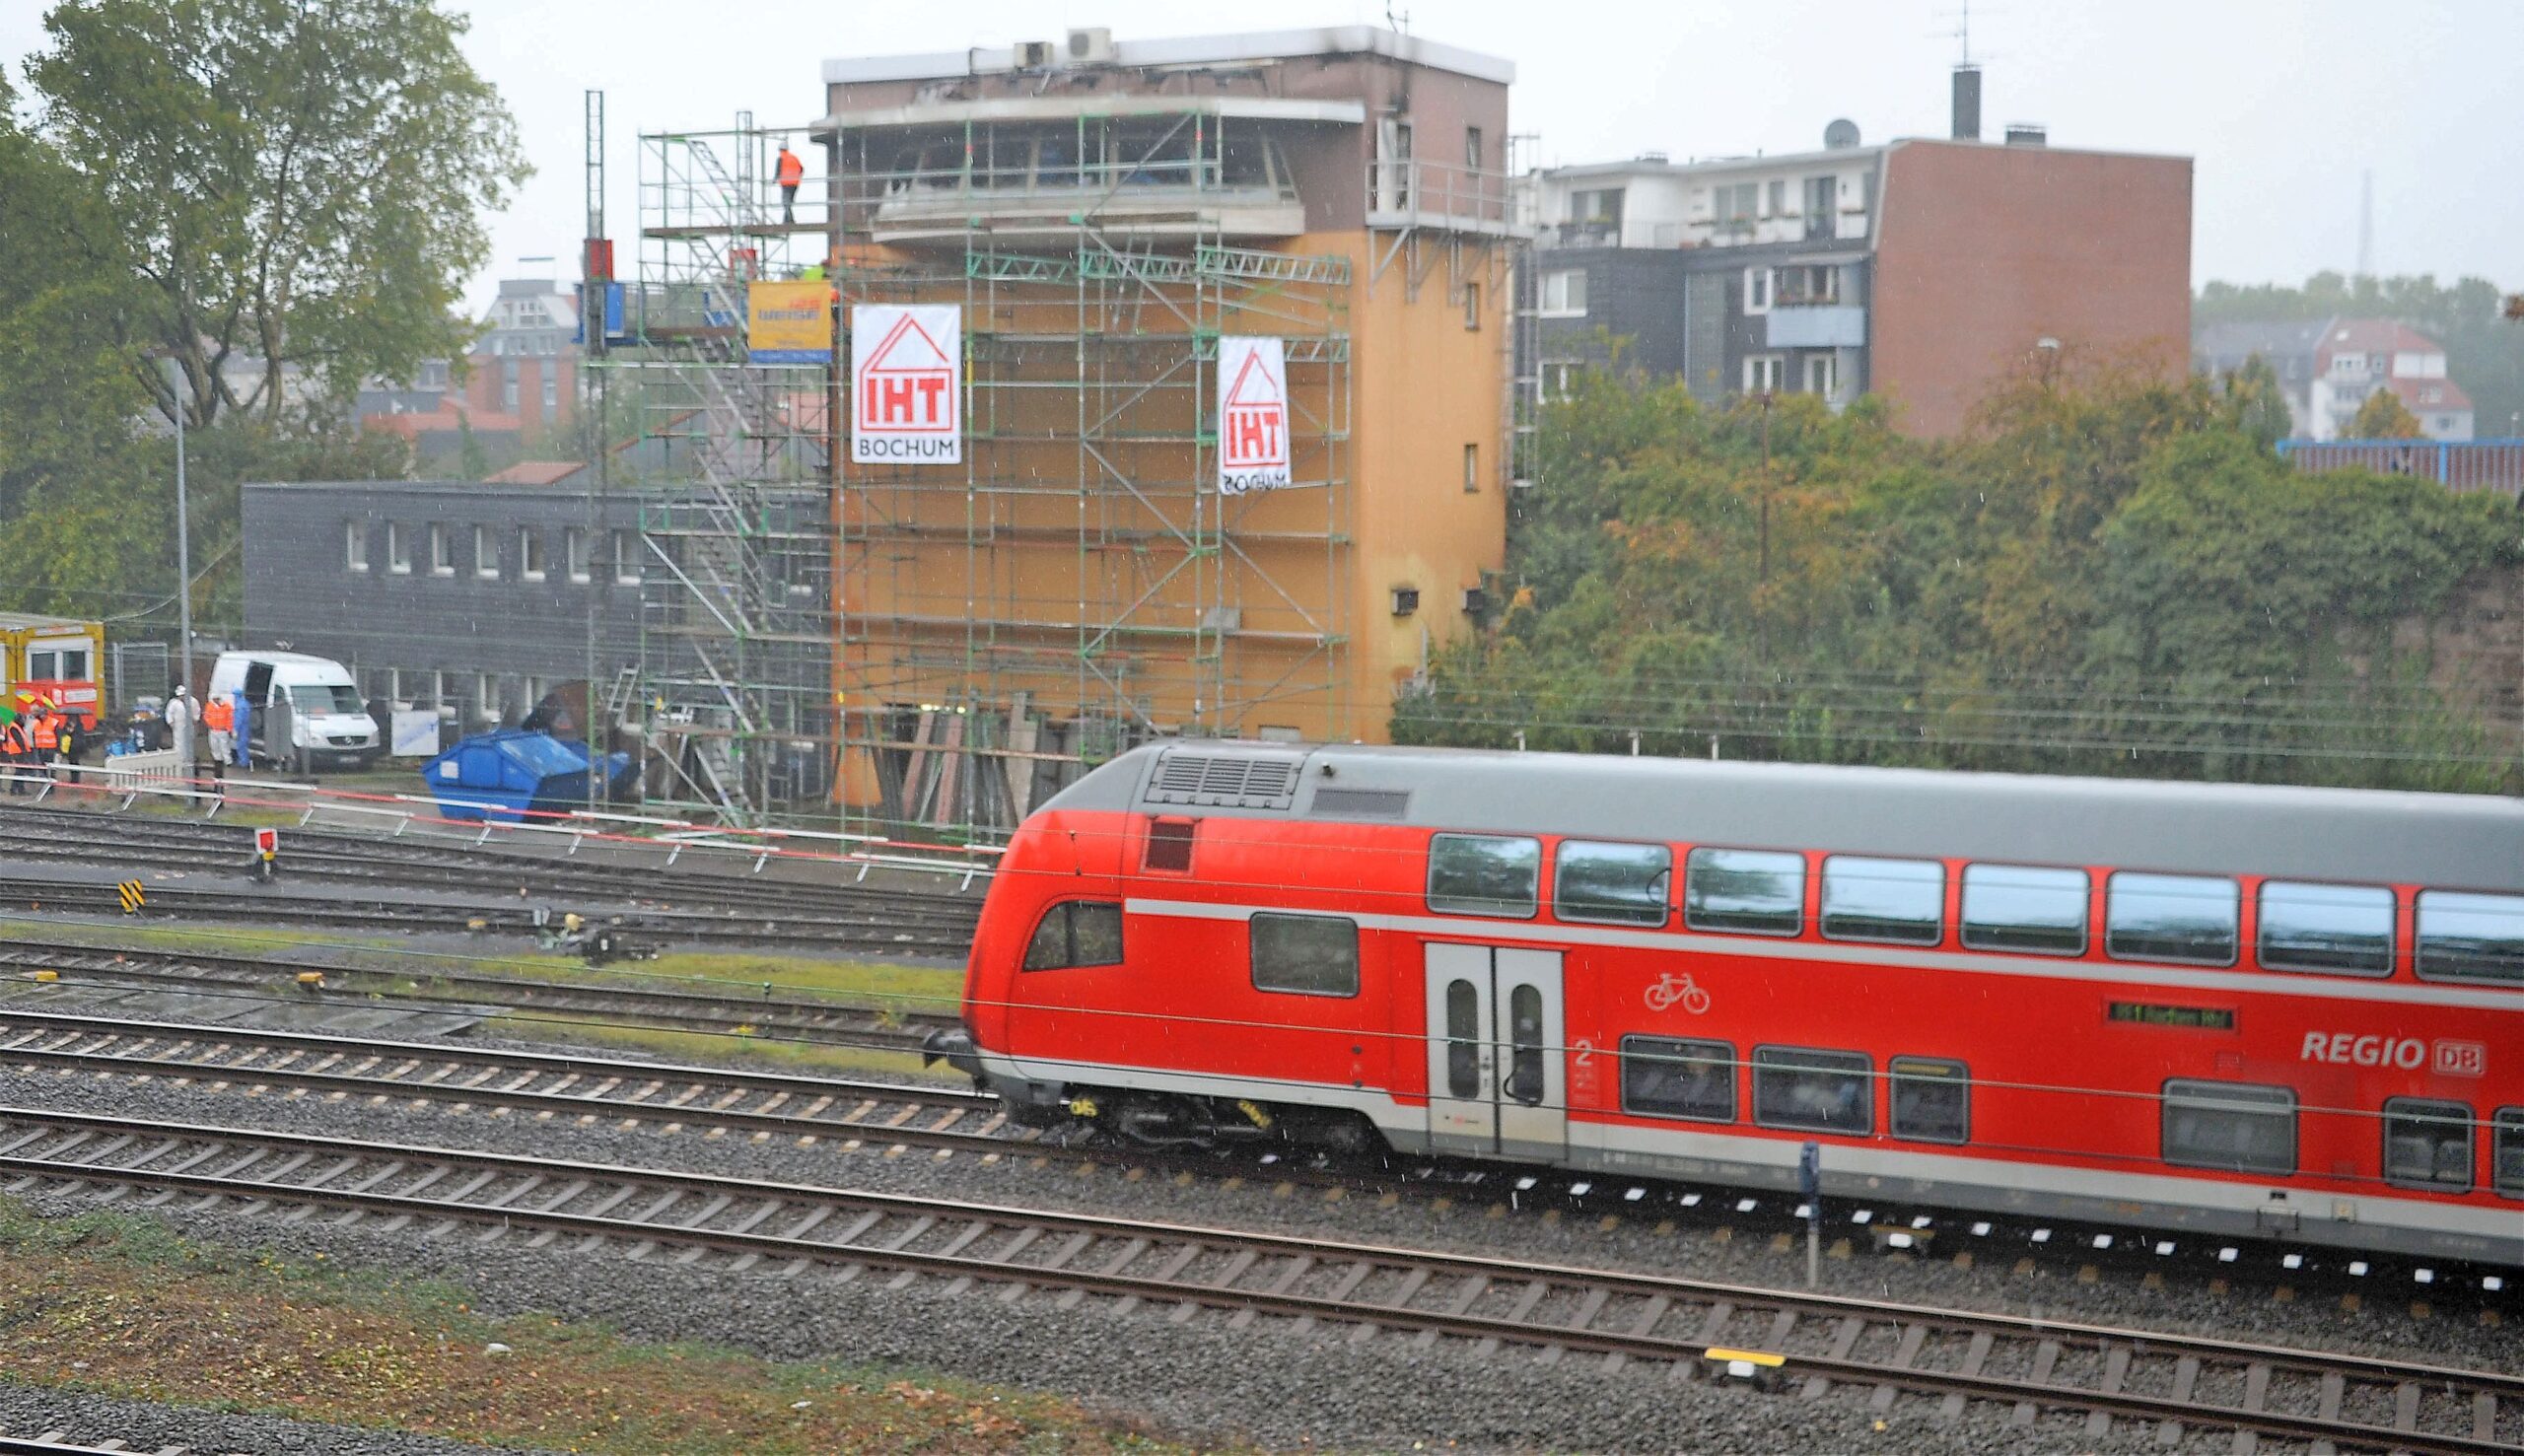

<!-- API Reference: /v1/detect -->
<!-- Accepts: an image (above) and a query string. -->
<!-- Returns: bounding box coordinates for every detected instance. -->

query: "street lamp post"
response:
[166,358,193,697]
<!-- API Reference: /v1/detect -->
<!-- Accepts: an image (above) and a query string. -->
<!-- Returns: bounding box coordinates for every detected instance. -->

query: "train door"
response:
[1423,943,1566,1159]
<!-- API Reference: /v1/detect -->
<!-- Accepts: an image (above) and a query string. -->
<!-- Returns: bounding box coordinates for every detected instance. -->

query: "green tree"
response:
[2349,386,2426,440]
[26,0,528,428]
[2219,353,2294,450]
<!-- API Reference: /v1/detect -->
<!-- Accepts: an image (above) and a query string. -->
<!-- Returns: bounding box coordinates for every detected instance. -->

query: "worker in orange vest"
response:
[776,141,805,225]
[27,708,57,786]
[0,714,26,796]
[202,691,235,784]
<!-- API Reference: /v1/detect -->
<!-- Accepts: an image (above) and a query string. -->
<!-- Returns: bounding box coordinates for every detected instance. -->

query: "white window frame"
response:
[519,527,547,583]
[1803,352,1838,397]
[474,524,499,580]
[1743,354,1785,394]
[345,521,369,573]
[1743,266,1772,314]
[1538,269,1588,317]
[1462,442,1480,495]
[565,526,591,584]
[613,528,644,586]
[386,521,410,575]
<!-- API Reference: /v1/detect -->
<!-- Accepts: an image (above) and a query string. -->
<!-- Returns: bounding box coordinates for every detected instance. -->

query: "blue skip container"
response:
[421,730,636,823]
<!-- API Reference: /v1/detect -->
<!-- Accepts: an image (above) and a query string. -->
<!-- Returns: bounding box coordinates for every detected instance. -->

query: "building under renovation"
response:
[596,27,1522,826]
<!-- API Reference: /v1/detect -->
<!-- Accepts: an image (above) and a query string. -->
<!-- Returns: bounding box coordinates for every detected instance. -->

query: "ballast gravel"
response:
[0,1053,2505,1452]
[0,1381,524,1456]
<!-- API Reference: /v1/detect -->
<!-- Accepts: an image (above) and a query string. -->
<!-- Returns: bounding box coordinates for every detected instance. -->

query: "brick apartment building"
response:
[1522,73,2193,436]
[359,276,581,465]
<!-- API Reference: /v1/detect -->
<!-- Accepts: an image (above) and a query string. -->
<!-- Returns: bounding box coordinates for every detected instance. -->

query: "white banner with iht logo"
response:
[851,305,961,464]
[1218,335,1292,494]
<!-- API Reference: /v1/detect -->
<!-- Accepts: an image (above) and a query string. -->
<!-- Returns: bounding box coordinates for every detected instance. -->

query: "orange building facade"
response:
[812,29,1520,820]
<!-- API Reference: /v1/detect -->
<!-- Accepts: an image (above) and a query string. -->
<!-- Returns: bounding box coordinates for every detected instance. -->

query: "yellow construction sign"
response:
[747,280,832,364]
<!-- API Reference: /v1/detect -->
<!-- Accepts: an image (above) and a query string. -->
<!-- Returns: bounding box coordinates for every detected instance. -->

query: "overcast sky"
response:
[7,0,2517,314]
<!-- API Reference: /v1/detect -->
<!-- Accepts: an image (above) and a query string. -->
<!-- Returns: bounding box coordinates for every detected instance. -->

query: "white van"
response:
[206,651,379,772]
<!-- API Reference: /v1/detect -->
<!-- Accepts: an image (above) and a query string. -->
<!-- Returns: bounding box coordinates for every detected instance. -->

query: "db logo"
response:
[2433,1040,2487,1077]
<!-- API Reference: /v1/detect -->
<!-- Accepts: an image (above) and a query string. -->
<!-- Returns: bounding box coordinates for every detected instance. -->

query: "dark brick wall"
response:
[241,480,645,721]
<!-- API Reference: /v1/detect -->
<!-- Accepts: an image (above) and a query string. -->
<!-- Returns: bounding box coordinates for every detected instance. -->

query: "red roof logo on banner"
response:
[1222,346,1288,469]
[856,312,956,433]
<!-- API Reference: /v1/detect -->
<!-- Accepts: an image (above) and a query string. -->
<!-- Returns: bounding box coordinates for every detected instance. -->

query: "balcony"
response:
[1765,305,1866,350]
[1365,159,1529,239]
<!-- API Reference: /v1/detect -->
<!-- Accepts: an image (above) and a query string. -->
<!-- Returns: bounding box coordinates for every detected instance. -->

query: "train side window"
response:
[1752,1046,1870,1135]
[2415,890,2524,986]
[1021,900,1125,971]
[1427,833,1542,919]
[1249,912,1360,998]
[2257,880,2395,977]
[2161,1079,2294,1175]
[2496,1109,2524,1199]
[1821,856,1944,945]
[1959,864,2087,955]
[1620,1036,1734,1122]
[1684,848,1805,936]
[1556,840,1671,927]
[1144,817,1196,872]
[2382,1098,2474,1192]
[1889,1057,1969,1144]
[2107,872,2239,966]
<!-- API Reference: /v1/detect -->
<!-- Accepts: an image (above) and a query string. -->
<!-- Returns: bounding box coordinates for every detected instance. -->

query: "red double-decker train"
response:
[932,740,2524,1266]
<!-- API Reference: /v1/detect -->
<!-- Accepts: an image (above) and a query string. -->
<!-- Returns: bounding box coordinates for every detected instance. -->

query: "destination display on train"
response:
[2106,1002,2237,1031]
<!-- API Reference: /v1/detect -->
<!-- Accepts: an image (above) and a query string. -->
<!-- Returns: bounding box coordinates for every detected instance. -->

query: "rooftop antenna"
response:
[1932,2,1993,141]
[2356,169,2374,280]
[1385,1,1409,34]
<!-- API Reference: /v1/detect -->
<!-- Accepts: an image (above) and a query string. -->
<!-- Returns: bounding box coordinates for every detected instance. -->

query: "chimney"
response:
[1950,64,1982,141]
[2003,123,2046,147]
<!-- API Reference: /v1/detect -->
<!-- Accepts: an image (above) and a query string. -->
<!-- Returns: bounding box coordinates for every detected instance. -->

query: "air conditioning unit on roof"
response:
[1016,39,1056,69]
[1067,28,1115,65]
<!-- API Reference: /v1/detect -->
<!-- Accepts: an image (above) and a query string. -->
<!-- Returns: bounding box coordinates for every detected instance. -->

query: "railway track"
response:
[0,942,964,1057]
[0,872,972,957]
[1,1102,2512,1455]
[0,802,986,933]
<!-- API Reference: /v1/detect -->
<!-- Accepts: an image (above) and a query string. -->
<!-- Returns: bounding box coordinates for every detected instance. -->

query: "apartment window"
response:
[1249,912,1360,998]
[476,671,498,718]
[429,523,453,577]
[1684,847,1804,936]
[1713,180,1757,226]
[1571,186,1624,226]
[1744,267,1772,314]
[613,528,644,585]
[1777,264,1840,306]
[1742,354,1785,393]
[2383,1098,2473,1191]
[1465,126,1484,171]
[344,521,369,572]
[519,528,547,582]
[1539,269,1588,317]
[1803,354,1838,397]
[2161,1079,2294,1175]
[474,524,499,579]
[1621,1036,1734,1122]
[1022,900,1124,970]
[564,527,591,584]
[1753,1046,1871,1135]
[501,359,520,412]
[1463,281,1481,331]
[1766,178,1786,217]
[541,372,559,422]
[1462,442,1480,494]
[384,521,409,574]
[1427,833,1542,919]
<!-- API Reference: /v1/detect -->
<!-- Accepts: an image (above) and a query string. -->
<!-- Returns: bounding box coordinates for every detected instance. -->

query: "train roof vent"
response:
[1145,751,1300,809]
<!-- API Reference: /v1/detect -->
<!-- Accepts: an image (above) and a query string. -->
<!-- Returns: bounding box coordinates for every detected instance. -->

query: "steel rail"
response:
[0,1105,2511,1455]
[0,941,964,1054]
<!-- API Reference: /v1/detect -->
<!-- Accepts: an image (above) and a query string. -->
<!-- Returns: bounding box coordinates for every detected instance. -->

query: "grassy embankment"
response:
[0,1199,1196,1454]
